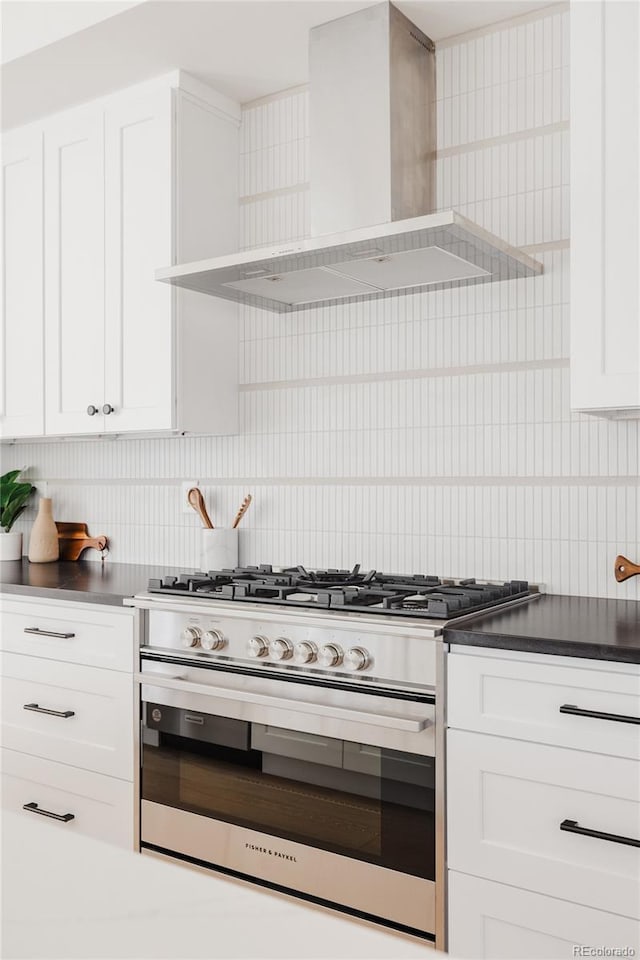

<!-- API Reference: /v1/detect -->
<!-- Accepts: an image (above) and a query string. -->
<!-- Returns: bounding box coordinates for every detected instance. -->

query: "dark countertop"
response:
[0,558,182,607]
[2,562,639,663]
[444,593,640,664]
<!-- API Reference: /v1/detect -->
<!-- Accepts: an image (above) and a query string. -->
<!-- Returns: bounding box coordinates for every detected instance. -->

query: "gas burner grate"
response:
[147,567,531,619]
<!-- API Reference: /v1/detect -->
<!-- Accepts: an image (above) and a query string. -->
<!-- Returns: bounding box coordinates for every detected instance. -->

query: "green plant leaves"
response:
[0,471,35,533]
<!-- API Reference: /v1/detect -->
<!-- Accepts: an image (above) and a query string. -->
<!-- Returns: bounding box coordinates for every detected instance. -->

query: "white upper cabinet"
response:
[44,108,106,435]
[0,127,44,439]
[570,1,640,417]
[103,88,173,434]
[2,72,240,440]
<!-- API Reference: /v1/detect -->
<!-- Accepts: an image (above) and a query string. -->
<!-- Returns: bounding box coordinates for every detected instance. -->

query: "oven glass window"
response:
[141,703,435,881]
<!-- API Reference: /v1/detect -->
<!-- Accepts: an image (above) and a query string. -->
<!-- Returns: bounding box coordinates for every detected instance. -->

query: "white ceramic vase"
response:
[0,531,23,561]
[28,497,59,563]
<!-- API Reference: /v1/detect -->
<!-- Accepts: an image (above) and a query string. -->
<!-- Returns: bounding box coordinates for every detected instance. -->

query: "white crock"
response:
[0,531,23,562]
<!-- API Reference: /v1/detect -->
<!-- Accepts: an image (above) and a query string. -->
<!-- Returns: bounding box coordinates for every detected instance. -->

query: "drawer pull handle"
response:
[23,802,74,823]
[24,627,76,640]
[23,702,75,719]
[560,819,640,848]
[559,703,640,725]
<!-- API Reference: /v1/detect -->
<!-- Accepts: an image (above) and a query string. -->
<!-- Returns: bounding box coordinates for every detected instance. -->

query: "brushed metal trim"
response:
[141,800,436,934]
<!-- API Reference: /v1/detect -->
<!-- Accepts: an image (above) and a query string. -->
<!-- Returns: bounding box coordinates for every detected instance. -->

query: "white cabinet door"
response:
[1,748,134,849]
[1,653,134,780]
[44,108,105,435]
[447,729,640,919]
[0,128,44,438]
[449,871,640,959]
[0,596,136,672]
[104,88,174,433]
[447,648,640,760]
[571,0,640,416]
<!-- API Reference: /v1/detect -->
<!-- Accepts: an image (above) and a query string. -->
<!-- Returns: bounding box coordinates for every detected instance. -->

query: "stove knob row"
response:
[246,636,369,671]
[181,626,227,651]
[269,637,293,661]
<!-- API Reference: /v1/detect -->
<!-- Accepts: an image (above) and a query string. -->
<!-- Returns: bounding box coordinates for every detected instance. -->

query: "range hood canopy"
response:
[157,212,541,312]
[157,3,541,312]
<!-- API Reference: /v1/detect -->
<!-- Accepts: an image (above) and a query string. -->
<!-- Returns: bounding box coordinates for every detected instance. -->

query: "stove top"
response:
[147,564,532,620]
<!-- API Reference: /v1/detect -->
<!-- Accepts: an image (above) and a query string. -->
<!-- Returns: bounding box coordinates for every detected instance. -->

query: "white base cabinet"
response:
[449,871,640,960]
[1,653,134,780]
[0,748,134,849]
[448,729,640,919]
[2,71,240,440]
[0,595,138,849]
[447,646,640,956]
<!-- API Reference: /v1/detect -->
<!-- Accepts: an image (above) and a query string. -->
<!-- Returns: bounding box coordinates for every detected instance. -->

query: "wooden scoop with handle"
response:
[187,487,214,529]
[614,555,640,582]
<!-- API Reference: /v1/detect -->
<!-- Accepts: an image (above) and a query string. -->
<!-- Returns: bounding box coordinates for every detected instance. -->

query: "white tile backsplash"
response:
[3,6,639,600]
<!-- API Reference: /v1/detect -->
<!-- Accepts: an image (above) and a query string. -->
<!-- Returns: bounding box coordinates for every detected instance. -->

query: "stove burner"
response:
[148,566,531,619]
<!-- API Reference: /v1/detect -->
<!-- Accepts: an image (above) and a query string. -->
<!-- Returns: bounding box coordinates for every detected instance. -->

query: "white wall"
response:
[0,1,142,63]
[4,4,640,599]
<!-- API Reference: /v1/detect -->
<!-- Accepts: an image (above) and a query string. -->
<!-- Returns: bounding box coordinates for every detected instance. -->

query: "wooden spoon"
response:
[232,494,252,529]
[614,555,640,582]
[187,488,214,529]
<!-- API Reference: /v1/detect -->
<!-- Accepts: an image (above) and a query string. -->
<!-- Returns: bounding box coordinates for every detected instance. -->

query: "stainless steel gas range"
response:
[129,566,538,947]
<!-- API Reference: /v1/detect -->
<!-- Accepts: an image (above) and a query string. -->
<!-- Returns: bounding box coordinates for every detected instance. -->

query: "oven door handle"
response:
[136,673,431,733]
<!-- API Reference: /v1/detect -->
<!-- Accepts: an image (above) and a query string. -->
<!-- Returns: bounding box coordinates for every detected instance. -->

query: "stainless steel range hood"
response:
[157,3,541,313]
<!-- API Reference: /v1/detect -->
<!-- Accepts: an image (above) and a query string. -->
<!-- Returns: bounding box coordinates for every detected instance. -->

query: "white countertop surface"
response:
[1,813,439,960]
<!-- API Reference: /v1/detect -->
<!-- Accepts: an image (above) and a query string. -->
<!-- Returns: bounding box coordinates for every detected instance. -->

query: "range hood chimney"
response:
[309,2,436,236]
[156,2,542,312]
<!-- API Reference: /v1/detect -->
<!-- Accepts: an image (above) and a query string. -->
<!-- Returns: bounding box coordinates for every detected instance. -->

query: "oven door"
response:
[138,663,436,935]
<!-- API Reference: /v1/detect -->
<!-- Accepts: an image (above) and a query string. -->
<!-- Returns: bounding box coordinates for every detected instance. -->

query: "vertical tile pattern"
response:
[4,7,640,599]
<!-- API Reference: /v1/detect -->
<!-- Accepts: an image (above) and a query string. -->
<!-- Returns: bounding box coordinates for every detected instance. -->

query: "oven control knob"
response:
[248,635,269,658]
[269,637,293,661]
[201,629,225,651]
[318,643,343,667]
[293,641,317,664]
[345,647,370,671]
[181,626,202,648]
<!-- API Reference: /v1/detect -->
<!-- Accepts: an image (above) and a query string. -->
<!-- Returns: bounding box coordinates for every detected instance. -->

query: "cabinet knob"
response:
[86,405,99,416]
[102,404,114,415]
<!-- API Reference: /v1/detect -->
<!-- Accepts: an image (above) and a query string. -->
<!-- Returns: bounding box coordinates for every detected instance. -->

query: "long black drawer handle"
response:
[560,819,640,848]
[23,702,75,719]
[23,802,74,823]
[24,627,75,640]
[559,703,640,725]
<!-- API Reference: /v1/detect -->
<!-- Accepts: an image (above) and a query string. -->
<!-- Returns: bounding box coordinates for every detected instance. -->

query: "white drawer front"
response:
[0,597,135,672]
[448,648,640,759]
[449,871,640,959]
[448,729,640,918]
[1,653,134,780]
[0,748,133,849]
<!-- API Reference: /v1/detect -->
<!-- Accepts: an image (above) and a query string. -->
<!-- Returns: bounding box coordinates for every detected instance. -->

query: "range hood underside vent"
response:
[157,212,542,313]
